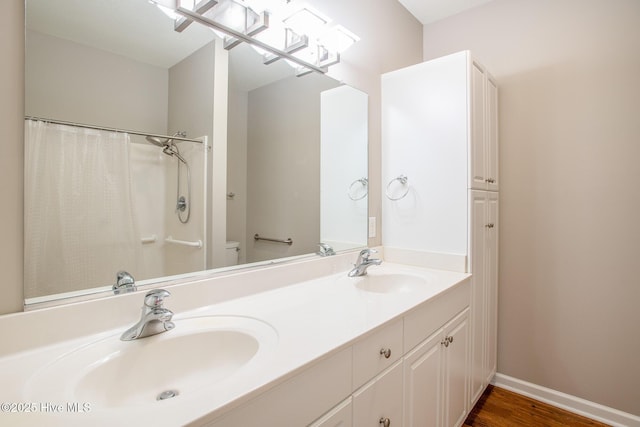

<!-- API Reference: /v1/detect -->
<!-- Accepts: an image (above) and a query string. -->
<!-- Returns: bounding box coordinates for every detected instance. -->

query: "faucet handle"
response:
[317,243,336,256]
[144,289,171,308]
[359,248,378,260]
[113,271,137,295]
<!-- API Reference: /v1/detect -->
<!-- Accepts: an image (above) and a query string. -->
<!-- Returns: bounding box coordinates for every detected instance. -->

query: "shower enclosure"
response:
[24,118,209,302]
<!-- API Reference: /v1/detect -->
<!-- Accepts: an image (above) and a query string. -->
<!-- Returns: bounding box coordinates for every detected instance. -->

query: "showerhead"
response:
[145,131,186,148]
[145,135,170,147]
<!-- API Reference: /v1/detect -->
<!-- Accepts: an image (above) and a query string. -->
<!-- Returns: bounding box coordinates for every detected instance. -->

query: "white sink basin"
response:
[339,269,432,294]
[25,316,278,408]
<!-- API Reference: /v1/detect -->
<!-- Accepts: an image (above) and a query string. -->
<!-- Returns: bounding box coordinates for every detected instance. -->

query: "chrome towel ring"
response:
[385,175,409,201]
[348,177,368,201]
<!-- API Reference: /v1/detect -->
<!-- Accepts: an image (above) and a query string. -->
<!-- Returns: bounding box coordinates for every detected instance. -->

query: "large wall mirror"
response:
[24,0,368,306]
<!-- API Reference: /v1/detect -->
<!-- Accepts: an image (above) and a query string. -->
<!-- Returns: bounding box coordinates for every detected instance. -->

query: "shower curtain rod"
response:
[25,116,204,144]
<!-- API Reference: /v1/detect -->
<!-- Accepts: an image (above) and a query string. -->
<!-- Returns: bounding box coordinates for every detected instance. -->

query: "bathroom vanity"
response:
[0,250,473,426]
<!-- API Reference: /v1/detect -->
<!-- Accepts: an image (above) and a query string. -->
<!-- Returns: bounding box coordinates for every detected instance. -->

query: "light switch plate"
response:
[368,217,376,238]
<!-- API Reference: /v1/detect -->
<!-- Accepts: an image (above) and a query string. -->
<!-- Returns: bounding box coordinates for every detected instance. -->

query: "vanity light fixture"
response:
[165,0,358,75]
[319,25,359,54]
[283,7,329,39]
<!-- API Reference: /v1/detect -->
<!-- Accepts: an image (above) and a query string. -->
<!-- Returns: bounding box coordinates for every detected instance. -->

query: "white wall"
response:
[422,0,640,416]
[320,85,369,249]
[318,0,423,247]
[381,53,469,256]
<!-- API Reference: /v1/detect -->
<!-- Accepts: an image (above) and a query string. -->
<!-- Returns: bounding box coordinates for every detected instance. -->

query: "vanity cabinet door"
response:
[469,190,499,409]
[403,328,444,427]
[470,60,500,191]
[469,190,487,405]
[443,309,470,427]
[470,59,487,190]
[352,360,403,427]
[403,308,470,427]
[484,192,499,384]
[486,75,499,191]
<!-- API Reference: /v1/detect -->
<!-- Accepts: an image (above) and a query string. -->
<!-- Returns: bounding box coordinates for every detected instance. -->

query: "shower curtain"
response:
[24,120,140,299]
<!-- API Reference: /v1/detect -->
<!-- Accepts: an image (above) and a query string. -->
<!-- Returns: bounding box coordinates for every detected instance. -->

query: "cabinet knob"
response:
[379,417,391,427]
[441,336,454,347]
[379,348,392,359]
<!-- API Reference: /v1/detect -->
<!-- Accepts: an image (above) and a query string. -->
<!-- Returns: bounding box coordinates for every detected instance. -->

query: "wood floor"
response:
[463,385,610,427]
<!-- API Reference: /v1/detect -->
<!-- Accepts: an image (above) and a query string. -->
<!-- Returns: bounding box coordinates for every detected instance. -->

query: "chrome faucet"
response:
[348,249,382,277]
[113,270,137,295]
[317,243,336,257]
[121,289,175,341]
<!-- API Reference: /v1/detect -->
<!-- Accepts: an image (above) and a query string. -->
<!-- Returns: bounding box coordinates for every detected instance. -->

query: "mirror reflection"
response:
[24,0,368,305]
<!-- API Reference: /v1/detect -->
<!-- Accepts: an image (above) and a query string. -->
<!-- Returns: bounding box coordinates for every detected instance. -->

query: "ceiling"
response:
[26,0,324,91]
[26,0,215,69]
[397,0,494,24]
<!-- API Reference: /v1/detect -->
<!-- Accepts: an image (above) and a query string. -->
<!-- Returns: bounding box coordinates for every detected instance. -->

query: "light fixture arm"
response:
[175,4,329,74]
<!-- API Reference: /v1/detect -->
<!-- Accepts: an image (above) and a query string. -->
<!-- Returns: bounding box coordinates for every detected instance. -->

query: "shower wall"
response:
[129,139,167,280]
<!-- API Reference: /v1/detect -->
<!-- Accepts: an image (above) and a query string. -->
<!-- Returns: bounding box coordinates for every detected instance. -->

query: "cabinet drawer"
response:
[404,278,470,352]
[352,318,403,390]
[206,348,352,427]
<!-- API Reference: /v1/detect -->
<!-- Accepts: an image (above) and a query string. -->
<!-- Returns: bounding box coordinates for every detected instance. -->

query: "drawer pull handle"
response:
[379,417,391,427]
[379,348,392,359]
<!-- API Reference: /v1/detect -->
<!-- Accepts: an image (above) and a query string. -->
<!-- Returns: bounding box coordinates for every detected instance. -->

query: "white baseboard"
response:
[492,373,640,427]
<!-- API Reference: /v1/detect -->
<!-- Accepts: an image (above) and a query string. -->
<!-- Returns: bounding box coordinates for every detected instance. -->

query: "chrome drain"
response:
[157,390,179,401]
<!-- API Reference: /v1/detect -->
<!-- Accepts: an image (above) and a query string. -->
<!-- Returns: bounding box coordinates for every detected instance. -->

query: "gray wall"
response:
[422,0,640,415]
[245,74,339,263]
[168,41,223,271]
[226,85,248,264]
[0,0,24,315]
[25,30,168,133]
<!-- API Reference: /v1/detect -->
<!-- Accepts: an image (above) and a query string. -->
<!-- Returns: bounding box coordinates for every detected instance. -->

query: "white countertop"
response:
[0,257,469,426]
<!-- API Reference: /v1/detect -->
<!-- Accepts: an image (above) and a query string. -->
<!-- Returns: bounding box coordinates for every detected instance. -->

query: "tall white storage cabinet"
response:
[382,50,499,413]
